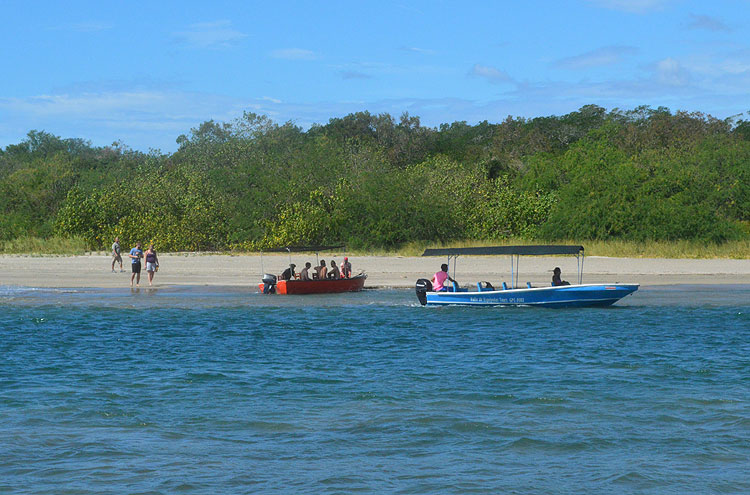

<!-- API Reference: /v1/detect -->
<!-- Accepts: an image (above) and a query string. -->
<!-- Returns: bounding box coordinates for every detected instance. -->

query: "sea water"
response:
[1,285,748,494]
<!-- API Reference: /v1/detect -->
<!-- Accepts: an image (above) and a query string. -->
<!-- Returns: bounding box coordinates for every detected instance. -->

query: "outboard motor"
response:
[262,273,277,294]
[415,278,432,306]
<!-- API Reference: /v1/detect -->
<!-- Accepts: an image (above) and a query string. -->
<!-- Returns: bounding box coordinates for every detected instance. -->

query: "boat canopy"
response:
[422,245,585,288]
[422,245,584,257]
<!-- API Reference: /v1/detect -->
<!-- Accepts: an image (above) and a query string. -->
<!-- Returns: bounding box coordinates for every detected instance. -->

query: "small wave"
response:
[514,396,567,405]
[246,420,299,432]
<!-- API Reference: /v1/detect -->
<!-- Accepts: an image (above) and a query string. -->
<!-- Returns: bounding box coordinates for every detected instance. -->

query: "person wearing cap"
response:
[280,263,296,281]
[340,257,352,278]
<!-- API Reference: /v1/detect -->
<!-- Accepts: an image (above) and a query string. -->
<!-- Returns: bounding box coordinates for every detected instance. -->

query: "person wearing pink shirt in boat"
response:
[432,263,456,292]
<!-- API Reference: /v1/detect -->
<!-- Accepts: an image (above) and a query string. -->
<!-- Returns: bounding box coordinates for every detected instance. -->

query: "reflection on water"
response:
[2,284,748,309]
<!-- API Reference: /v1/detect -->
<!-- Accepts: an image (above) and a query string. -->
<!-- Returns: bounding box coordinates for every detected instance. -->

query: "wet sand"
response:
[1,253,749,288]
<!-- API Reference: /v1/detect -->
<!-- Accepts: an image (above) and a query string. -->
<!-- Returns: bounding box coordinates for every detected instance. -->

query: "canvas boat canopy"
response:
[422,245,585,288]
[422,245,584,257]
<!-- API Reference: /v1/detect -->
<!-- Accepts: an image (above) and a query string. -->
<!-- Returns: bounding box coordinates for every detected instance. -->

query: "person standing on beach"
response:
[129,242,144,287]
[144,244,159,286]
[111,237,123,272]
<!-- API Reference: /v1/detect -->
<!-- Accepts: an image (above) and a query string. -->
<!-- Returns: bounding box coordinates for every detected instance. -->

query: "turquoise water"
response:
[1,285,749,494]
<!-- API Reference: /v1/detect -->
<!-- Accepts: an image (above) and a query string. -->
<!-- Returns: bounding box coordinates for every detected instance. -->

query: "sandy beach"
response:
[1,253,749,289]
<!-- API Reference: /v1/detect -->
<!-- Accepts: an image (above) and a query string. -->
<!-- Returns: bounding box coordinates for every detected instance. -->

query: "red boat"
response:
[257,274,367,295]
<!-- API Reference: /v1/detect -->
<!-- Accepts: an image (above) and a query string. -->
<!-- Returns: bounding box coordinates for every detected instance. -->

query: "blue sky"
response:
[1,0,749,152]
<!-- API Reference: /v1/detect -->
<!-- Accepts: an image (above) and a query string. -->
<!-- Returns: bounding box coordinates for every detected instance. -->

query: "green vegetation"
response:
[0,236,87,255]
[1,106,748,256]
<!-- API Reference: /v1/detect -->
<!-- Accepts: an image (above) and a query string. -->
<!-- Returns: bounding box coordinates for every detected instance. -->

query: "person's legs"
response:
[148,270,154,286]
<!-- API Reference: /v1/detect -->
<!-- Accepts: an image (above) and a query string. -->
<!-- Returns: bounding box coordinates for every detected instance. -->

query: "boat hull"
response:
[259,274,367,294]
[423,284,639,308]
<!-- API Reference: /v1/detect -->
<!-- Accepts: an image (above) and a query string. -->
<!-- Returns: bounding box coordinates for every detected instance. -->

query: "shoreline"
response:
[2,253,749,289]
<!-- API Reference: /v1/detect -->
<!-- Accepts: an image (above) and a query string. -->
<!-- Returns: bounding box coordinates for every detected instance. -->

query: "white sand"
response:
[1,253,749,288]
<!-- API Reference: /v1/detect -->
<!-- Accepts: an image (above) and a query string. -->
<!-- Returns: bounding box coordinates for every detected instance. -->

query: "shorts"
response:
[113,253,122,263]
[131,262,141,274]
[146,262,157,272]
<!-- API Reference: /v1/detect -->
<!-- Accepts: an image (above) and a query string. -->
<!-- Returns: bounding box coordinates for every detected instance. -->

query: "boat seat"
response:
[476,281,495,292]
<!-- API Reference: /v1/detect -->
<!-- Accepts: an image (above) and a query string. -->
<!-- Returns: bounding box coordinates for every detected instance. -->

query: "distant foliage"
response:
[2,105,749,250]
[55,164,229,251]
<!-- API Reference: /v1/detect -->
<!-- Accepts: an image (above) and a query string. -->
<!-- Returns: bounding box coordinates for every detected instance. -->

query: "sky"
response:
[1,0,749,152]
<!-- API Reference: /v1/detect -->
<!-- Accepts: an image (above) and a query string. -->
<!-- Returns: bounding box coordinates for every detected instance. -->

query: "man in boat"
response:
[328,260,340,279]
[340,257,352,278]
[300,262,312,281]
[280,264,296,281]
[552,267,570,286]
[315,260,328,280]
[432,263,456,292]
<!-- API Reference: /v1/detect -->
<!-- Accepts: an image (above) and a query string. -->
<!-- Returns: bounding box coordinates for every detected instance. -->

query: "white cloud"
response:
[654,57,690,86]
[174,21,247,49]
[70,22,114,32]
[0,90,246,151]
[269,48,317,60]
[468,64,513,84]
[687,14,731,32]
[586,0,671,14]
[341,71,373,80]
[401,46,437,55]
[555,46,638,70]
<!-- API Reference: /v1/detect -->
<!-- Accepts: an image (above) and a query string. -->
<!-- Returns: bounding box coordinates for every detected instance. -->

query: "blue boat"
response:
[416,245,639,308]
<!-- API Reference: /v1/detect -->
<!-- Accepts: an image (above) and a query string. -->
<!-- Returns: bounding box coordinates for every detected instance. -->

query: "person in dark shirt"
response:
[129,242,143,287]
[144,244,159,286]
[280,264,296,281]
[552,267,570,286]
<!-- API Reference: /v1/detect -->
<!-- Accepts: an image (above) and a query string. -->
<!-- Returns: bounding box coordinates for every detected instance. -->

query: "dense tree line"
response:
[1,105,748,251]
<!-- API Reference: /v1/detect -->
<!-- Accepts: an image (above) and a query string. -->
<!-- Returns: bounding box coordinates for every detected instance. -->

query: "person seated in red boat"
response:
[552,267,570,286]
[328,260,340,279]
[340,257,352,278]
[432,263,456,292]
[300,262,312,281]
[280,263,296,281]
[315,260,328,280]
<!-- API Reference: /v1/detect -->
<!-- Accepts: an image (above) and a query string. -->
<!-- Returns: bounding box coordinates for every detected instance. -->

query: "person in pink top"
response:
[432,263,456,292]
